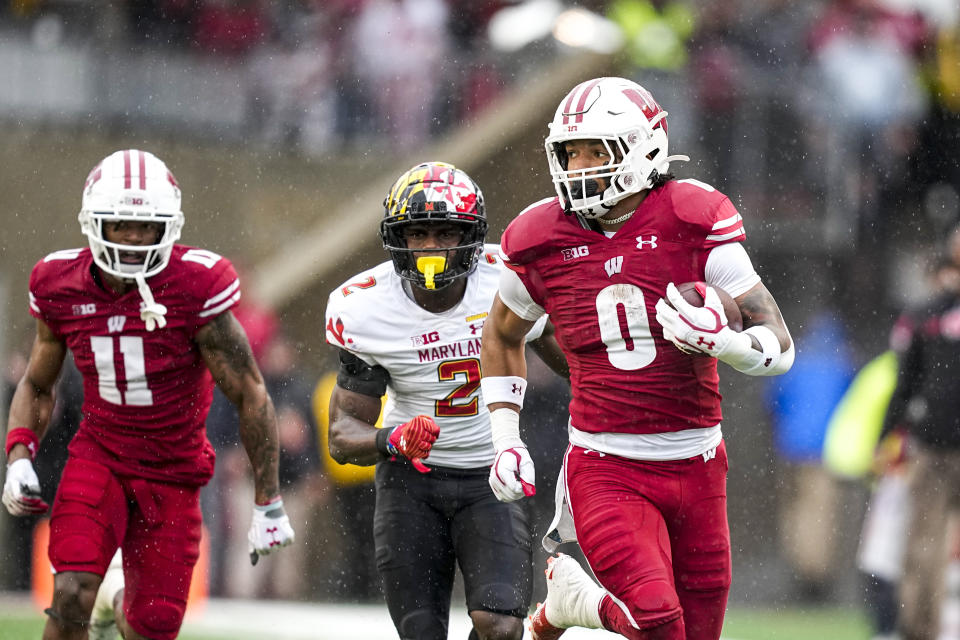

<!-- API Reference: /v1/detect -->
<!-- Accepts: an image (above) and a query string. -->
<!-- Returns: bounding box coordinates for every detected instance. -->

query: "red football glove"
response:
[387,415,440,473]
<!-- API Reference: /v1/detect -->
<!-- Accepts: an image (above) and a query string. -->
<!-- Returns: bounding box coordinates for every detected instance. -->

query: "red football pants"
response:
[564,442,731,640]
[48,456,202,640]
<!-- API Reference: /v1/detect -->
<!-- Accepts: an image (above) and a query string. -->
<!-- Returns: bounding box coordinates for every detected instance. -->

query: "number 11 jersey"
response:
[28,245,240,485]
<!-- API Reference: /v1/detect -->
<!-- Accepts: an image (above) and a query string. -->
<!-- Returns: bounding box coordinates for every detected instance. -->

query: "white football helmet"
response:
[78,149,184,280]
[545,77,688,218]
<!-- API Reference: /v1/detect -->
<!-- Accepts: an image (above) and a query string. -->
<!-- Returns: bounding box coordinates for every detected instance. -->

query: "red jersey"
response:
[501,179,746,435]
[29,245,241,485]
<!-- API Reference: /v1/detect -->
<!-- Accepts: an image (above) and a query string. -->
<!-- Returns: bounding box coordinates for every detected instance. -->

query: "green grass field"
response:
[0,616,229,640]
[0,605,872,640]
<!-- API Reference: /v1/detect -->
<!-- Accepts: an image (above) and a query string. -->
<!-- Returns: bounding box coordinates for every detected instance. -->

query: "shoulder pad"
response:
[500,198,567,267]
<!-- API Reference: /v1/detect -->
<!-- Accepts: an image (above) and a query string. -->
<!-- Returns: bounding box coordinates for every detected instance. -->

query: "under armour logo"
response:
[604,256,623,277]
[696,337,716,350]
[763,357,773,367]
[266,526,281,547]
[511,384,523,395]
[636,235,658,250]
[469,322,484,335]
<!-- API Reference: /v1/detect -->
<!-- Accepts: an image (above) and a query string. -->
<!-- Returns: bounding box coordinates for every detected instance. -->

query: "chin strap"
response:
[134,272,167,331]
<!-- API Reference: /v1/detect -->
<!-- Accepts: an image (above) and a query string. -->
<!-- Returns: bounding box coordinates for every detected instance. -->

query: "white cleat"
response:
[89,550,123,640]
[528,553,605,640]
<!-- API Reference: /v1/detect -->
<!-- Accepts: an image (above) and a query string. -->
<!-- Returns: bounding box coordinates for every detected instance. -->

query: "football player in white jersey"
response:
[324,162,565,640]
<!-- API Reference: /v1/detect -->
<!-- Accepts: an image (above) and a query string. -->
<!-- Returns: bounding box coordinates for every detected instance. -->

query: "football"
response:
[676,281,743,332]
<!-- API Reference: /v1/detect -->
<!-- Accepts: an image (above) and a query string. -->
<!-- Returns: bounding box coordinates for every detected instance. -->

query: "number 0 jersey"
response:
[28,245,241,485]
[326,245,526,470]
[501,179,747,437]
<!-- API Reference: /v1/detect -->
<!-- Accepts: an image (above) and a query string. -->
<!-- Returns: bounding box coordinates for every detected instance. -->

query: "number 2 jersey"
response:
[500,179,752,439]
[28,245,241,486]
[325,245,536,470]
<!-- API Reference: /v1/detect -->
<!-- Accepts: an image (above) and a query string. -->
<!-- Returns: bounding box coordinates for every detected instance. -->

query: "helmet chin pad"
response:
[116,259,149,276]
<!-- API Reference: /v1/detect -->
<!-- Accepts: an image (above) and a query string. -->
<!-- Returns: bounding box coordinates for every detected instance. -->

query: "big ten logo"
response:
[411,331,440,347]
[561,245,589,261]
[72,303,97,316]
[125,196,145,205]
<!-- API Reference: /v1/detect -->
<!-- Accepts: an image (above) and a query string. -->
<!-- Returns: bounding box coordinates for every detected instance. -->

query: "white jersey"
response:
[325,244,542,469]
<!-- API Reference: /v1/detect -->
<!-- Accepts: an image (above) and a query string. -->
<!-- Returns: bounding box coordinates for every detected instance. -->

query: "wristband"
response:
[720,325,782,376]
[489,408,525,452]
[253,496,285,517]
[376,426,397,457]
[5,427,40,461]
[749,326,794,375]
[480,376,527,409]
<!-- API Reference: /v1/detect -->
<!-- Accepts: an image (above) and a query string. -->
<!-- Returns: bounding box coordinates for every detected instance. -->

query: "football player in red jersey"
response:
[2,149,294,640]
[479,77,795,640]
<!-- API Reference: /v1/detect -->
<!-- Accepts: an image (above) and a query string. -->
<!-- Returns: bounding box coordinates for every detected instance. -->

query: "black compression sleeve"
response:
[336,349,390,397]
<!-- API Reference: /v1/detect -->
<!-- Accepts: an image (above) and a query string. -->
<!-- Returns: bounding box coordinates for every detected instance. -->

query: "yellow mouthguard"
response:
[417,256,447,290]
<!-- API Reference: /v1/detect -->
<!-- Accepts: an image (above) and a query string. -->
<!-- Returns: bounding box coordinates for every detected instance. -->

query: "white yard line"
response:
[183,598,743,640]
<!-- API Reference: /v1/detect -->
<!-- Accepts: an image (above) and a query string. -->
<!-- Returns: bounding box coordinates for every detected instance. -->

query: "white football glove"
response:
[488,408,536,502]
[247,498,295,565]
[3,458,50,516]
[489,444,537,502]
[655,282,749,359]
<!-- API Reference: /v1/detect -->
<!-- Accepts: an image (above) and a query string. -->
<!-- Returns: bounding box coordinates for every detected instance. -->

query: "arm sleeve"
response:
[498,267,546,322]
[336,349,390,398]
[704,242,762,297]
[879,316,922,438]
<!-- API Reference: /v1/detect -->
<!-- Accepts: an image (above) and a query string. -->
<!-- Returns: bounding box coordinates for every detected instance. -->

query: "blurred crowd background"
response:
[1,0,960,629]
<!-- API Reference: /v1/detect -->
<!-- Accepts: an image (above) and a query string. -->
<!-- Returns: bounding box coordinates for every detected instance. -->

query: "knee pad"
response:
[397,609,446,640]
[616,579,682,629]
[126,596,185,640]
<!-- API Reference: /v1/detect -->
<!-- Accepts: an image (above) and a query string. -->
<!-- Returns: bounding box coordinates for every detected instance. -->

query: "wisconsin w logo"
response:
[107,316,126,333]
[604,256,623,277]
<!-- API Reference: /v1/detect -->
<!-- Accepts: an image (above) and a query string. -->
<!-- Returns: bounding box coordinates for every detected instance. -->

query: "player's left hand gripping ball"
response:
[655,282,736,357]
[2,458,50,516]
[247,497,295,565]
